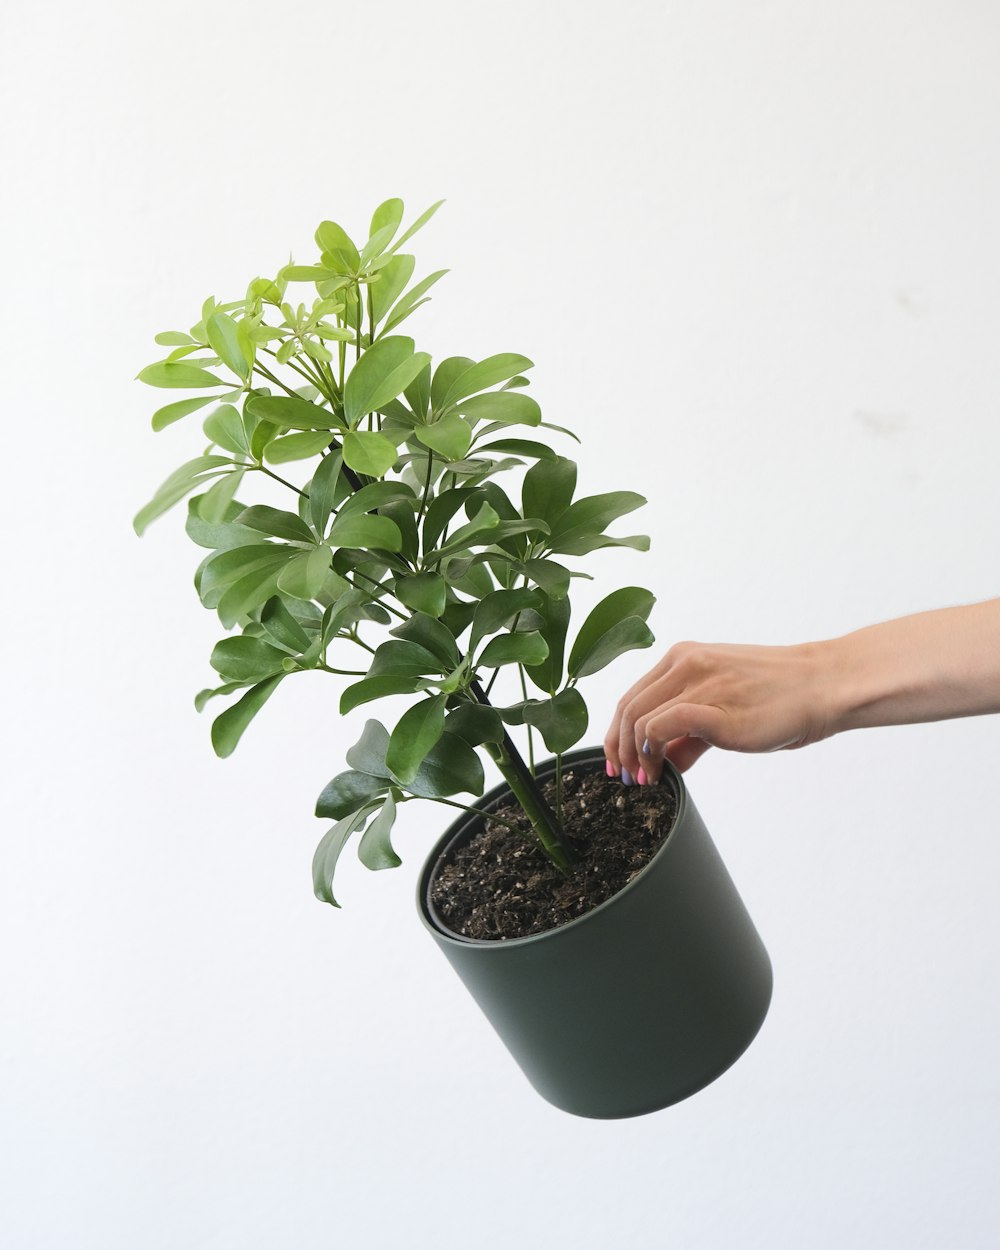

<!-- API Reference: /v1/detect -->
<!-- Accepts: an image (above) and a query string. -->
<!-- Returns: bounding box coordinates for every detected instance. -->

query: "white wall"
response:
[3,1,999,1246]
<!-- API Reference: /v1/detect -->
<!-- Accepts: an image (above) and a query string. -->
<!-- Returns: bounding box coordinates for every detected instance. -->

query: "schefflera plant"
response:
[135,198,657,906]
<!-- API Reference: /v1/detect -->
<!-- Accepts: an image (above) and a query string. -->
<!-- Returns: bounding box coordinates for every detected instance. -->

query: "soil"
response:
[428,764,679,941]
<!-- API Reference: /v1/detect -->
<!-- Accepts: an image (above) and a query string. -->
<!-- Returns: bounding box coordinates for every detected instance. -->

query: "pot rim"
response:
[417,746,687,948]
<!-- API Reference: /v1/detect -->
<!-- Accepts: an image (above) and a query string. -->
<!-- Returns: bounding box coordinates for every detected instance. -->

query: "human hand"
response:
[604,640,834,783]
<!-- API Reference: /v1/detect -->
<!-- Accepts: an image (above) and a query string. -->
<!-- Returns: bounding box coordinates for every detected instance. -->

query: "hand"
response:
[604,640,833,783]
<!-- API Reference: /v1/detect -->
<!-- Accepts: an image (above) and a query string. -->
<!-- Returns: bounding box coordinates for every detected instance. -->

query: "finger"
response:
[640,703,726,781]
[612,673,689,777]
[604,653,681,770]
[664,736,713,773]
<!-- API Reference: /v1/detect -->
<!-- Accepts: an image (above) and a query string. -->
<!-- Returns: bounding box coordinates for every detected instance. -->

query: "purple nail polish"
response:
[621,767,633,786]
[642,738,650,755]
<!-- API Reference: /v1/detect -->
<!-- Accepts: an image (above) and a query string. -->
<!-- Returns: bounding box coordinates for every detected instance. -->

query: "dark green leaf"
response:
[568,587,656,678]
[210,674,283,757]
[315,770,389,820]
[394,572,446,617]
[522,688,589,754]
[478,437,554,459]
[308,451,344,536]
[386,695,447,783]
[389,613,461,667]
[420,486,479,552]
[217,562,291,627]
[553,532,650,557]
[517,558,572,599]
[210,636,288,682]
[570,616,655,679]
[523,593,571,694]
[276,546,332,600]
[327,511,403,551]
[470,588,539,651]
[339,675,423,715]
[194,681,248,712]
[444,703,504,746]
[197,469,246,524]
[548,491,646,547]
[357,794,401,870]
[405,731,484,798]
[415,413,472,460]
[345,719,392,778]
[522,457,577,528]
[260,596,312,652]
[312,805,379,907]
[368,640,444,679]
[478,632,548,668]
[235,505,314,543]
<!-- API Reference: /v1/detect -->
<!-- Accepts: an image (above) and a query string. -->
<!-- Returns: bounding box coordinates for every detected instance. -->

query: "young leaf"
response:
[151,395,216,431]
[207,312,251,380]
[386,695,447,783]
[383,269,449,336]
[315,220,360,273]
[264,430,333,464]
[245,394,341,431]
[385,198,445,256]
[369,197,404,246]
[138,362,227,389]
[210,674,284,757]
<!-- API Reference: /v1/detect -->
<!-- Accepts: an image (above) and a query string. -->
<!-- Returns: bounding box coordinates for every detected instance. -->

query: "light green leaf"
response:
[198,469,246,524]
[245,394,341,431]
[382,268,449,335]
[455,392,541,427]
[369,197,405,245]
[151,394,216,431]
[344,337,429,427]
[386,695,447,783]
[203,404,249,456]
[369,253,414,326]
[207,312,250,380]
[394,572,446,618]
[210,674,283,757]
[217,562,291,627]
[315,220,360,273]
[342,429,398,477]
[137,362,226,389]
[263,429,333,464]
[154,331,196,346]
[385,199,445,256]
[440,354,533,410]
[276,546,332,600]
[522,688,589,754]
[308,452,344,536]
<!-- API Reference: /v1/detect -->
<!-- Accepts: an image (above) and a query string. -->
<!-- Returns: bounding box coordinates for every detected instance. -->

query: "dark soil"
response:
[429,765,678,941]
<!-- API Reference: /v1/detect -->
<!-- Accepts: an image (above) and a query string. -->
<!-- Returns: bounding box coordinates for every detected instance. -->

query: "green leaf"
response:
[315,770,389,820]
[312,805,380,907]
[260,596,312,652]
[342,430,398,476]
[478,631,548,668]
[308,452,344,536]
[440,354,533,409]
[415,413,472,460]
[420,486,479,552]
[281,265,337,283]
[517,558,572,599]
[430,357,475,412]
[245,393,341,431]
[405,731,484,798]
[207,312,251,379]
[369,253,414,326]
[250,418,280,461]
[357,794,401,870]
[203,404,249,456]
[383,268,449,335]
[151,394,216,431]
[522,456,577,528]
[185,500,261,551]
[338,481,416,519]
[523,593,571,694]
[547,532,650,557]
[444,703,504,746]
[369,197,404,245]
[386,695,447,783]
[217,562,292,627]
[344,337,430,427]
[235,505,314,543]
[264,429,333,464]
[154,331,195,346]
[211,636,288,682]
[470,588,539,651]
[346,719,392,778]
[133,456,234,535]
[327,511,402,551]
[522,688,589,753]
[455,392,541,426]
[430,502,500,560]
[276,546,332,600]
[194,681,249,712]
[137,361,226,389]
[394,572,446,618]
[315,219,360,273]
[197,469,246,524]
[198,544,289,602]
[368,640,444,679]
[478,437,554,459]
[568,587,656,678]
[339,675,423,715]
[210,674,283,757]
[570,616,655,679]
[548,491,646,548]
[358,223,397,269]
[386,198,445,256]
[389,612,461,667]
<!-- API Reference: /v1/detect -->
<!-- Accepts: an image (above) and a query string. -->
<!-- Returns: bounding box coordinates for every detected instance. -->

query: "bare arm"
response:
[604,599,1000,784]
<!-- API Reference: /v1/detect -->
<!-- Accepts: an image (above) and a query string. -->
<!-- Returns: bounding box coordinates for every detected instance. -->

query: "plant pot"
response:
[417,747,773,1119]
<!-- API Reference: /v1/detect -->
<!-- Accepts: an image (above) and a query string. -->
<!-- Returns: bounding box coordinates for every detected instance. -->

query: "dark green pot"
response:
[417,747,773,1119]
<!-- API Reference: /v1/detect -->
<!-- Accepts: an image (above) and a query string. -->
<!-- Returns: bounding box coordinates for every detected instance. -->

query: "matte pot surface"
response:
[417,748,773,1119]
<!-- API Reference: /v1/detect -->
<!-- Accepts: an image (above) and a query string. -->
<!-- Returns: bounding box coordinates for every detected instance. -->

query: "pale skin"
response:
[604,599,1000,785]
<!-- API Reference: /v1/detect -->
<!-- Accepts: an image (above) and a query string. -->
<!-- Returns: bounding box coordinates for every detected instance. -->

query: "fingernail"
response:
[636,768,647,786]
[642,738,650,755]
[605,760,615,777]
[621,768,633,786]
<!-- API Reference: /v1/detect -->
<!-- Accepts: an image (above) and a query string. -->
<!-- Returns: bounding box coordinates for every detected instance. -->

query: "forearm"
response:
[822,599,1000,734]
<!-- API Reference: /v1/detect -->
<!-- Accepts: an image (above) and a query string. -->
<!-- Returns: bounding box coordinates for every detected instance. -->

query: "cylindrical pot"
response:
[417,747,773,1119]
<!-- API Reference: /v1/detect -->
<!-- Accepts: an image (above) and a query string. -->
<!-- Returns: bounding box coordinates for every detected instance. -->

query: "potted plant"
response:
[134,198,772,1119]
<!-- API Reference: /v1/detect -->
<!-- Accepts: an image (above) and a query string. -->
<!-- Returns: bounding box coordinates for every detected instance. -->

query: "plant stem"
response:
[423,795,522,834]
[256,464,308,497]
[470,678,574,870]
[418,450,435,521]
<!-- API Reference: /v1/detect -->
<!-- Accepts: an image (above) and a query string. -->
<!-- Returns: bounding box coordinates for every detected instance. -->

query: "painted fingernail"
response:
[621,767,633,786]
[636,768,647,786]
[605,759,615,777]
[642,738,650,755]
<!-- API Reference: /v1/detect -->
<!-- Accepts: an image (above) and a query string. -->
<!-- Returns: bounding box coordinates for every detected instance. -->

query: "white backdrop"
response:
[3,2,999,1247]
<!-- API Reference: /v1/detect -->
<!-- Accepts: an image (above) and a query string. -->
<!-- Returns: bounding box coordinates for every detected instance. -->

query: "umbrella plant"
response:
[134,198,657,906]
